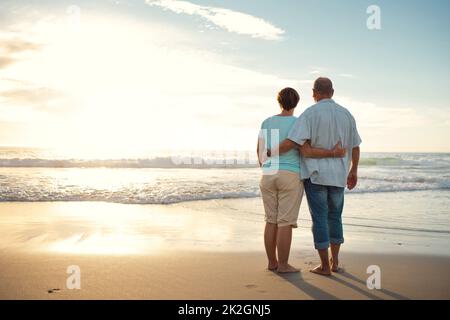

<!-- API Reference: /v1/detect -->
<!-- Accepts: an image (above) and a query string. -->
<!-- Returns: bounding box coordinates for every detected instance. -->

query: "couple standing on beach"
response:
[257,77,361,276]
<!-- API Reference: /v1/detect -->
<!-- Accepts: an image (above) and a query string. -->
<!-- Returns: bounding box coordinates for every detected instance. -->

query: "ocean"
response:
[0,147,449,255]
[1,147,449,203]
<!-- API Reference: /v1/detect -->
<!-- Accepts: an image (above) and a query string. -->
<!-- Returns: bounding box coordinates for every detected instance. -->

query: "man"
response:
[271,77,361,276]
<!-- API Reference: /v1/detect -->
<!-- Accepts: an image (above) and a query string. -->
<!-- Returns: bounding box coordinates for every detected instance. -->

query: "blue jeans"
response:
[303,179,345,250]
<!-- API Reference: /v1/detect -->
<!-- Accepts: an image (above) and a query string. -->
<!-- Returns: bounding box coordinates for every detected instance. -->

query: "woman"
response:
[257,87,345,273]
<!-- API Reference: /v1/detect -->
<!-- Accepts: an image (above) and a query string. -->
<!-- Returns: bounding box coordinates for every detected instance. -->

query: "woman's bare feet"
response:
[310,265,331,276]
[330,257,340,272]
[268,260,278,271]
[277,264,300,273]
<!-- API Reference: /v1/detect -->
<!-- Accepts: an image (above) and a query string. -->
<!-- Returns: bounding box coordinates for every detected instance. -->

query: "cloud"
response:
[308,66,356,80]
[0,57,15,68]
[0,75,74,122]
[0,87,65,110]
[146,0,285,40]
[338,73,355,78]
[1,39,41,54]
[339,96,426,129]
[0,33,42,69]
[335,96,450,152]
[0,12,295,150]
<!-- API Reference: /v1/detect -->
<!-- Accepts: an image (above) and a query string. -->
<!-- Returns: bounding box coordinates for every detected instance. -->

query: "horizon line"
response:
[0,145,449,155]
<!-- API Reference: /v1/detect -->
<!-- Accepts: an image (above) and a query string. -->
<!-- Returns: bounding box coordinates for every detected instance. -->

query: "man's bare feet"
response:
[277,264,300,273]
[330,257,340,272]
[268,260,278,271]
[310,265,331,276]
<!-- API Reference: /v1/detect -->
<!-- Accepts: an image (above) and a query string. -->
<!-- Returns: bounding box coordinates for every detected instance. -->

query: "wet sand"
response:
[0,201,449,299]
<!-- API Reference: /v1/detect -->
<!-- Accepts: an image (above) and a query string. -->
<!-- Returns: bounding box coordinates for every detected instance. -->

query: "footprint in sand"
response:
[47,288,62,294]
[245,284,267,294]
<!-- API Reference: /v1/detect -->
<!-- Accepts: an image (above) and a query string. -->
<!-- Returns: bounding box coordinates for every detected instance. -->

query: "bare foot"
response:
[277,264,300,273]
[330,257,340,273]
[268,260,278,271]
[310,265,331,276]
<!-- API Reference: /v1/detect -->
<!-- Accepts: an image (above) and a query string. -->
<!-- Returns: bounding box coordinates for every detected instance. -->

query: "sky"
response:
[0,0,449,155]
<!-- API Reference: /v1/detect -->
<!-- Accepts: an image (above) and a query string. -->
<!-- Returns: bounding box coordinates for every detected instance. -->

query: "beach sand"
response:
[1,250,449,300]
[0,201,449,300]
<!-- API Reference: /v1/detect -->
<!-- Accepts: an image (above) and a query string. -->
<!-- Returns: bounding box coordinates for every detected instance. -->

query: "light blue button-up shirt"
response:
[288,99,362,187]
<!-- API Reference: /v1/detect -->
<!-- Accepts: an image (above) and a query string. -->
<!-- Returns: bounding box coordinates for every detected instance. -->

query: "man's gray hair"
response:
[313,77,334,95]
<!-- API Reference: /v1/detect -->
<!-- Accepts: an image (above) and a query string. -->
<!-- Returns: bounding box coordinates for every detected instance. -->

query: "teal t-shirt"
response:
[260,115,300,174]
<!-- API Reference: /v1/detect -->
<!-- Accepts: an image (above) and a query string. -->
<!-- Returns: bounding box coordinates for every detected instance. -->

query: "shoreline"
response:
[0,196,449,256]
